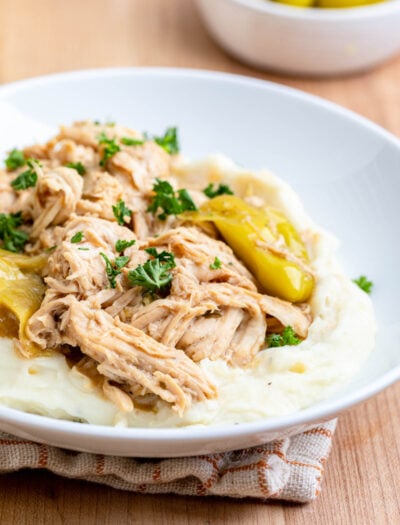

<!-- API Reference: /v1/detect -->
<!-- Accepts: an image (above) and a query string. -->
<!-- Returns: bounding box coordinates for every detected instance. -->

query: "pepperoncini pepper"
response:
[0,255,46,356]
[185,195,314,303]
[272,0,315,7]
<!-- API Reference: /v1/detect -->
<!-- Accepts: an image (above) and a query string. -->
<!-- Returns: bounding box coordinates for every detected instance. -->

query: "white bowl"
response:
[0,68,399,456]
[195,0,400,76]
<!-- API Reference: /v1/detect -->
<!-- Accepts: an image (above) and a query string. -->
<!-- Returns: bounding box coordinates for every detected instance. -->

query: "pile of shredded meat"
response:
[0,122,311,415]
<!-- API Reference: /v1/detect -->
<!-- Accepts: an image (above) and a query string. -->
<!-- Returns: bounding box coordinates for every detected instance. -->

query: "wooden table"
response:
[0,0,399,522]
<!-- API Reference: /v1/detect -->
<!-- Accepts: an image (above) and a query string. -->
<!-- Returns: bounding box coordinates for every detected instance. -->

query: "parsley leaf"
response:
[128,248,176,294]
[265,333,282,348]
[100,252,130,288]
[121,137,144,146]
[115,239,136,252]
[210,256,222,270]
[0,212,29,253]
[112,199,132,226]
[145,247,175,266]
[65,162,86,175]
[98,132,121,166]
[177,189,197,212]
[5,149,25,171]
[71,231,84,243]
[93,120,115,127]
[153,127,179,155]
[266,326,301,348]
[10,159,40,190]
[115,255,130,268]
[203,183,234,198]
[147,179,197,220]
[353,275,373,294]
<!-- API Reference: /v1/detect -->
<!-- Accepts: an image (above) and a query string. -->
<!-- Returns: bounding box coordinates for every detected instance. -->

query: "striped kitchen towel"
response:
[0,419,336,502]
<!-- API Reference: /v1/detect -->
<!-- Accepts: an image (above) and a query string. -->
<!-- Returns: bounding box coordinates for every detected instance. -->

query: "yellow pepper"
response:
[0,256,46,356]
[272,0,315,7]
[186,195,314,303]
[317,0,384,7]
[0,248,47,273]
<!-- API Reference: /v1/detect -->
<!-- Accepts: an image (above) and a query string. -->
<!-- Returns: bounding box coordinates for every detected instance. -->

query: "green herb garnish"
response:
[0,212,29,253]
[353,275,373,294]
[10,159,41,190]
[128,248,176,294]
[93,120,115,127]
[98,132,121,166]
[147,179,197,220]
[71,231,84,243]
[100,252,130,288]
[203,183,234,198]
[115,239,136,252]
[210,256,222,270]
[266,326,301,348]
[121,137,144,146]
[112,199,132,226]
[65,162,86,175]
[153,127,179,155]
[144,247,175,265]
[5,149,25,171]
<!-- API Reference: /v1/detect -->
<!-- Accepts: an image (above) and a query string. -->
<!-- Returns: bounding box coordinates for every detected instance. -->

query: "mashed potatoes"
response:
[0,156,376,427]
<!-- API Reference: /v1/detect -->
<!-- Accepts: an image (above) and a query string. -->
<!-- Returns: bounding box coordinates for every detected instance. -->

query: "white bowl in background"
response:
[195,0,400,76]
[0,67,399,456]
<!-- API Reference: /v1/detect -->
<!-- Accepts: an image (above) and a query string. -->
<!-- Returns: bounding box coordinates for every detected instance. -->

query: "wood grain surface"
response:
[0,0,399,523]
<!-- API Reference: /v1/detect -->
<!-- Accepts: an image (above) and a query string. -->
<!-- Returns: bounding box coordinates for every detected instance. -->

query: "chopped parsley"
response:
[353,275,373,294]
[98,132,121,166]
[93,120,115,127]
[71,231,84,243]
[10,159,41,190]
[153,127,179,155]
[0,212,29,253]
[144,247,175,266]
[112,199,132,226]
[203,183,234,198]
[115,239,136,252]
[45,245,57,253]
[100,252,130,288]
[128,248,176,294]
[65,162,86,175]
[266,326,301,348]
[121,137,144,146]
[5,149,25,171]
[147,178,197,220]
[210,256,222,270]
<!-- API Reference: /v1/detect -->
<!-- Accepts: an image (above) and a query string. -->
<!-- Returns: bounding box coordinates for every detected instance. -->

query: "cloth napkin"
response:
[0,419,336,502]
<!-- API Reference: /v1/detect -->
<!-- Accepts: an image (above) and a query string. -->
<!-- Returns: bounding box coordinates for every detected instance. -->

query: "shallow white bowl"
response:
[0,68,399,456]
[195,0,400,76]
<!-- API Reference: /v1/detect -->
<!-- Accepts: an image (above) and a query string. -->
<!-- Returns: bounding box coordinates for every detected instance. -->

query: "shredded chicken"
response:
[30,167,83,238]
[65,300,216,415]
[2,120,313,416]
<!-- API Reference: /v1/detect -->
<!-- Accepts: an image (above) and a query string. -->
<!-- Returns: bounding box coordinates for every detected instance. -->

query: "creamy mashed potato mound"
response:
[0,156,376,427]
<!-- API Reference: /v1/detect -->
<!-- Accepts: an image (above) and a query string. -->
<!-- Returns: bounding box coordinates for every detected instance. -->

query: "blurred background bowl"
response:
[195,0,400,76]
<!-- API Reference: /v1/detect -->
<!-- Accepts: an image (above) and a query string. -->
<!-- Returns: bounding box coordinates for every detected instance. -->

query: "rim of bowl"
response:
[0,66,399,445]
[228,0,400,20]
